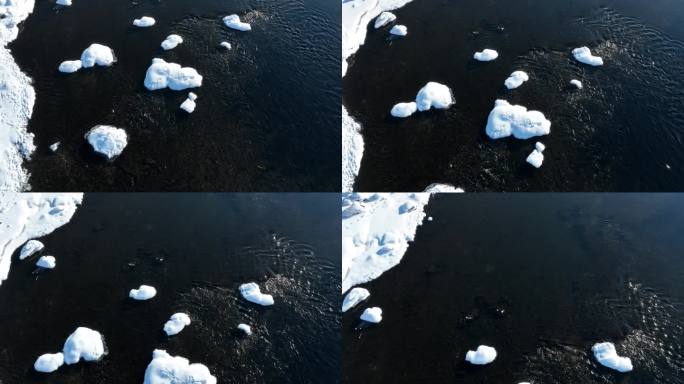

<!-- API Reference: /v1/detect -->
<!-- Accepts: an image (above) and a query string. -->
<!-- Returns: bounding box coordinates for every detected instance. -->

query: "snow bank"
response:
[423,183,464,193]
[342,287,370,312]
[416,82,453,112]
[161,34,183,50]
[36,255,56,269]
[592,342,633,372]
[573,46,603,66]
[58,60,82,73]
[144,58,203,91]
[144,349,217,384]
[220,41,232,50]
[465,345,497,365]
[85,125,127,160]
[129,284,157,300]
[81,44,116,68]
[342,107,364,192]
[474,49,498,62]
[223,14,251,31]
[389,25,407,36]
[374,12,396,29]
[570,79,583,89]
[0,194,83,285]
[180,92,197,113]
[63,327,106,364]
[504,71,529,90]
[485,100,551,140]
[390,101,416,118]
[19,239,44,260]
[239,282,274,306]
[360,307,382,323]
[133,16,156,28]
[342,193,432,292]
[237,323,252,335]
[34,352,64,373]
[163,313,191,336]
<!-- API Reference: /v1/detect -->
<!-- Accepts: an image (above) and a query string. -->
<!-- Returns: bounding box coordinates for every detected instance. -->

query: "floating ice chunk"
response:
[34,352,64,373]
[144,349,217,384]
[144,58,203,91]
[374,12,396,29]
[390,102,417,118]
[161,34,183,50]
[163,313,191,336]
[389,25,407,36]
[80,44,116,68]
[56,0,72,5]
[360,307,382,323]
[572,46,603,66]
[49,142,60,152]
[220,41,232,50]
[237,323,252,335]
[36,255,56,269]
[535,142,545,152]
[342,287,370,312]
[180,92,197,113]
[19,240,44,260]
[474,49,498,61]
[129,285,157,300]
[423,183,464,193]
[570,79,583,89]
[415,82,454,112]
[526,149,544,168]
[58,60,82,73]
[63,327,105,364]
[239,282,274,306]
[485,100,551,140]
[465,345,497,365]
[223,15,251,31]
[85,125,127,160]
[592,342,633,372]
[133,16,156,27]
[504,71,529,90]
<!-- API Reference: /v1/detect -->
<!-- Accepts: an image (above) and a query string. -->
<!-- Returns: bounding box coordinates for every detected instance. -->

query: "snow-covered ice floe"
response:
[20,239,44,260]
[161,34,183,50]
[129,284,157,300]
[374,12,396,29]
[504,71,529,90]
[485,100,551,140]
[592,342,633,372]
[180,92,197,113]
[164,313,191,336]
[237,323,252,335]
[223,14,251,31]
[389,25,407,36]
[36,255,56,269]
[572,46,603,66]
[0,193,83,285]
[85,125,127,160]
[360,307,382,323]
[34,352,64,373]
[63,327,106,364]
[58,60,82,73]
[144,349,217,384]
[133,16,156,28]
[465,345,497,365]
[239,282,274,306]
[474,49,499,62]
[56,0,72,5]
[423,183,464,193]
[570,79,583,89]
[144,58,203,91]
[526,141,545,168]
[390,102,417,118]
[342,107,363,192]
[220,41,232,50]
[393,82,454,117]
[342,287,370,312]
[59,44,116,74]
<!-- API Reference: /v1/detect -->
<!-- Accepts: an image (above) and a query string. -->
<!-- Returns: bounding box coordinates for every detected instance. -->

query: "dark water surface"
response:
[0,193,340,383]
[12,0,340,191]
[343,194,684,383]
[345,0,684,191]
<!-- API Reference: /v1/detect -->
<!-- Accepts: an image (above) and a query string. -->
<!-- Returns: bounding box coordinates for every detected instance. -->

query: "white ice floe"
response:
[423,183,464,193]
[129,284,157,300]
[374,12,396,29]
[56,0,72,5]
[220,41,232,50]
[144,58,203,91]
[390,101,417,118]
[526,149,544,168]
[133,16,156,28]
[58,60,82,73]
[485,100,551,140]
[342,193,432,292]
[161,34,183,50]
[239,282,274,306]
[592,342,633,372]
[49,142,60,152]
[80,44,116,68]
[389,25,407,36]
[572,46,603,66]
[237,323,252,335]
[465,345,497,365]
[180,92,197,113]
[223,14,251,31]
[163,313,191,336]
[34,352,64,373]
[144,349,217,384]
[85,125,127,160]
[416,82,453,112]
[0,194,83,285]
[535,142,545,152]
[360,307,382,323]
[36,255,56,269]
[63,327,106,364]
[570,79,583,89]
[342,107,364,192]
[342,287,370,312]
[19,239,44,260]
[474,49,499,62]
[504,71,529,90]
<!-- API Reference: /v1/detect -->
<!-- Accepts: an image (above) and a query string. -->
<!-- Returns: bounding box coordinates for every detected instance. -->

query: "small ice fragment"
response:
[180,93,197,113]
[220,41,232,50]
[389,25,407,36]
[163,313,191,336]
[50,142,60,152]
[239,282,274,306]
[390,102,417,118]
[20,240,44,260]
[572,46,603,66]
[34,352,64,373]
[85,125,127,160]
[62,327,106,364]
[474,49,499,61]
[535,142,545,152]
[36,255,56,269]
[237,323,252,335]
[415,82,454,112]
[465,345,497,365]
[342,287,370,312]
[161,34,183,50]
[570,79,583,89]
[504,71,529,90]
[360,307,382,323]
[374,12,396,29]
[485,100,551,140]
[427,216,433,221]
[592,342,633,372]
[58,60,82,73]
[223,14,251,31]
[129,284,157,300]
[526,149,544,168]
[56,0,72,5]
[143,350,217,384]
[144,58,203,91]
[133,16,156,27]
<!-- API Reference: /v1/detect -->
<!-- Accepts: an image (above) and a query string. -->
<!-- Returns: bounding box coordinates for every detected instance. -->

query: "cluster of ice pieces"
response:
[35,327,106,373]
[163,313,191,336]
[223,14,251,31]
[526,142,545,168]
[485,100,551,140]
[59,44,116,73]
[144,349,217,384]
[85,125,128,160]
[133,16,156,28]
[391,82,454,118]
[239,282,274,306]
[144,58,203,91]
[474,49,499,62]
[573,46,603,66]
[465,345,497,365]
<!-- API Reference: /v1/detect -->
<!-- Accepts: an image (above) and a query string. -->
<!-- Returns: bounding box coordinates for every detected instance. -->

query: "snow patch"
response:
[465,345,497,365]
[161,34,183,50]
[504,71,529,90]
[163,313,191,336]
[85,125,127,160]
[239,282,274,306]
[144,349,217,384]
[133,16,156,27]
[573,46,603,66]
[144,58,203,91]
[474,49,498,62]
[485,100,551,140]
[129,284,157,300]
[223,14,251,31]
[592,342,633,372]
[342,287,370,312]
[360,307,382,323]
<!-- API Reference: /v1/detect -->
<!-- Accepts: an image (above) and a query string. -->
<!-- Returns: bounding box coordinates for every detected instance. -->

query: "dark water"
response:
[11,0,340,191]
[342,194,684,383]
[345,0,684,191]
[0,193,340,383]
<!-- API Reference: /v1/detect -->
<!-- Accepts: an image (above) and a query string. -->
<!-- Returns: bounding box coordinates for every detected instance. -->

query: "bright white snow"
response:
[374,12,396,29]
[63,327,106,364]
[465,345,497,365]
[129,284,157,300]
[342,287,370,312]
[180,92,197,113]
[161,34,183,50]
[416,82,453,112]
[573,46,603,66]
[85,125,127,160]
[390,101,417,118]
[237,323,252,335]
[570,79,583,89]
[133,16,156,28]
[592,342,633,372]
[19,239,44,260]
[360,307,382,323]
[474,49,499,62]
[485,100,551,140]
[423,183,464,193]
[342,107,363,192]
[239,282,274,306]
[58,60,82,73]
[144,349,217,384]
[144,58,203,91]
[163,313,191,336]
[504,71,529,90]
[34,352,64,373]
[223,14,251,31]
[389,25,407,36]
[36,255,56,269]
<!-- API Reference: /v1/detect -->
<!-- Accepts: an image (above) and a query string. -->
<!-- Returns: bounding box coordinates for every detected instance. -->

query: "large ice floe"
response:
[391,82,454,118]
[526,141,545,168]
[360,307,382,323]
[504,71,529,90]
[0,193,83,285]
[223,14,251,31]
[485,100,551,140]
[465,345,497,365]
[133,16,156,27]
[592,342,633,372]
[163,313,191,336]
[239,282,274,306]
[129,284,157,300]
[144,58,203,91]
[342,287,370,312]
[161,34,183,50]
[572,46,603,66]
[63,327,106,364]
[85,125,127,160]
[474,49,499,62]
[144,349,217,384]
[59,44,116,74]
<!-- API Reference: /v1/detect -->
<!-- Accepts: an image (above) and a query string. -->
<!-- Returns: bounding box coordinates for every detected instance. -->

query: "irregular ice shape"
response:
[161,34,183,50]
[49,142,60,152]
[58,60,82,73]
[129,284,157,300]
[133,16,156,27]
[504,71,529,90]
[223,14,251,31]
[56,0,72,5]
[485,100,551,140]
[573,46,603,66]
[465,345,497,365]
[389,25,407,36]
[342,107,364,192]
[85,125,127,160]
[415,82,453,112]
[237,323,252,335]
[36,255,56,269]
[80,44,116,68]
[423,183,464,193]
[535,142,545,152]
[374,12,396,28]
[474,49,498,61]
[592,342,633,372]
[34,352,64,373]
[63,327,105,364]
[570,79,583,89]
[163,313,191,336]
[144,58,203,91]
[239,282,274,306]
[144,349,217,384]
[360,307,382,323]
[390,101,417,118]
[342,287,370,312]
[220,41,232,50]
[526,149,544,168]
[180,92,197,113]
[20,239,44,260]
